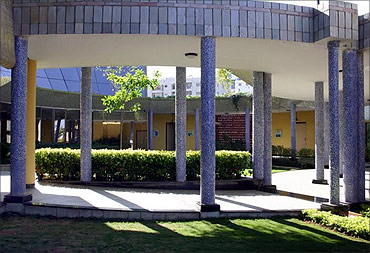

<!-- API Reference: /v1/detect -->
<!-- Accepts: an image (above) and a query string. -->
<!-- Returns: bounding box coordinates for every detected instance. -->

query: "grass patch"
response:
[243,166,295,177]
[0,215,368,252]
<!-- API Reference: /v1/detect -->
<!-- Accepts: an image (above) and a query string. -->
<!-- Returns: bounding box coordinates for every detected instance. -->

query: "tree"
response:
[216,68,233,94]
[99,66,160,113]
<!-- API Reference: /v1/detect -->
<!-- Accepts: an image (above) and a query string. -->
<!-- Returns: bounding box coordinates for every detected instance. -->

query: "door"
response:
[296,122,306,151]
[166,123,175,151]
[136,130,147,149]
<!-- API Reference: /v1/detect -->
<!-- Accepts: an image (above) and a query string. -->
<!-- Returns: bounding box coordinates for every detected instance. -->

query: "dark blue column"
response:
[328,40,340,205]
[4,36,32,203]
[342,48,358,203]
[357,51,365,203]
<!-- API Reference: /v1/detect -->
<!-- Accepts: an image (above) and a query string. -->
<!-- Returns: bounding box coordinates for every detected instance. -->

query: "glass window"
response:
[66,81,81,93]
[36,77,52,89]
[36,69,48,78]
[172,84,175,90]
[45,68,63,80]
[186,82,192,89]
[49,79,68,91]
[61,68,80,81]
[99,83,115,95]
[196,82,200,87]
[186,91,192,96]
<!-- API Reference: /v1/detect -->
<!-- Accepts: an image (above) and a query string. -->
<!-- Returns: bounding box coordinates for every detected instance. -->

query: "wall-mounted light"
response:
[185,52,198,59]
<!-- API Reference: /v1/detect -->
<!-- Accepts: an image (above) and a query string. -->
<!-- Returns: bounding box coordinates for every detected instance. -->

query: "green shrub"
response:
[301,209,370,240]
[35,148,250,182]
[272,145,291,157]
[298,148,315,158]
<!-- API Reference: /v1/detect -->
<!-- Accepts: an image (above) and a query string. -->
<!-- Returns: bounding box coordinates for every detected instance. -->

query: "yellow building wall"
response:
[133,122,147,148]
[93,122,103,141]
[272,110,315,150]
[152,114,173,150]
[152,114,197,151]
[186,115,196,150]
[41,120,52,143]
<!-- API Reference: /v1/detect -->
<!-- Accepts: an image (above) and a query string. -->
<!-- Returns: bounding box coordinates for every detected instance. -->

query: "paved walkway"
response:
[0,170,320,212]
[1,168,368,213]
[272,169,370,202]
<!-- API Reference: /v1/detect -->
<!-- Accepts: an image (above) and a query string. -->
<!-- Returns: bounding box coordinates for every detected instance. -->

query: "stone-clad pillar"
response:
[324,101,330,167]
[200,37,219,211]
[195,108,200,151]
[245,107,250,152]
[328,40,340,205]
[148,108,153,150]
[357,51,365,202]
[263,73,272,185]
[339,90,344,176]
[175,67,187,182]
[4,36,32,203]
[290,101,296,159]
[252,71,264,180]
[313,82,327,184]
[80,67,92,182]
[343,48,358,203]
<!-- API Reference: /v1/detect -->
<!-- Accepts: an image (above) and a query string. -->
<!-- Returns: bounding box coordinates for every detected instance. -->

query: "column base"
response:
[26,184,35,189]
[197,202,220,212]
[4,194,32,203]
[312,179,328,185]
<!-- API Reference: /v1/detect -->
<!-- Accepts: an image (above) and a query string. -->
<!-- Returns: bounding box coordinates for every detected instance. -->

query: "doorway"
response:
[166,122,175,151]
[136,130,147,149]
[296,122,306,151]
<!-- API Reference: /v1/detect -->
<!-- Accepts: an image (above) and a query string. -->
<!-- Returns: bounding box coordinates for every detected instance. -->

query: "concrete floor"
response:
[0,170,321,212]
[272,169,370,202]
[1,168,368,212]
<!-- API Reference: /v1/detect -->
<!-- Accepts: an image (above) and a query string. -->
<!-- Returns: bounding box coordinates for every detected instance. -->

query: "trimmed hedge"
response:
[301,209,370,240]
[35,148,251,181]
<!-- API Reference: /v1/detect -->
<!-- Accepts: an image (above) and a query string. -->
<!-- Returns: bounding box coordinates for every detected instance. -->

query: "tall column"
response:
[313,82,327,184]
[130,120,134,150]
[176,67,187,182]
[195,108,200,150]
[200,37,219,211]
[148,108,153,150]
[4,36,32,203]
[328,40,340,205]
[290,101,296,159]
[357,51,365,202]
[343,48,358,203]
[252,71,264,180]
[339,90,344,176]
[263,73,272,185]
[245,107,250,152]
[80,67,92,182]
[26,59,37,188]
[324,101,330,167]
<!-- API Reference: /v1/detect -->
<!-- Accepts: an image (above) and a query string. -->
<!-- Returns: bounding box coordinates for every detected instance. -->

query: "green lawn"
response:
[0,215,369,252]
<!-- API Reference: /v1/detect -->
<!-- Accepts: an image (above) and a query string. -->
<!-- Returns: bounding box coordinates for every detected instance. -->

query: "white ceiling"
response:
[27,34,370,102]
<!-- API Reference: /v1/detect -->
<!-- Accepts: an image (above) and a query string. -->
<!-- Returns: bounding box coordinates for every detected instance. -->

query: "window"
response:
[172,83,175,90]
[275,130,282,138]
[196,92,201,96]
[186,91,192,96]
[186,82,192,89]
[196,82,200,87]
